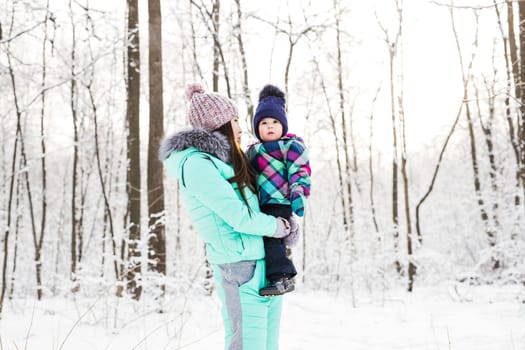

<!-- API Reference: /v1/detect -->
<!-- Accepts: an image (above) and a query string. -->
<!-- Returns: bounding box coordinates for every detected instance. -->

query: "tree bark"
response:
[518,2,525,199]
[451,6,499,268]
[87,70,121,287]
[147,0,166,291]
[37,0,50,299]
[68,0,80,291]
[9,176,21,298]
[474,77,502,239]
[368,86,382,241]
[499,1,522,235]
[234,0,254,126]
[5,8,40,300]
[1,40,20,304]
[376,7,402,274]
[189,3,205,82]
[126,0,142,300]
[392,1,416,291]
[334,1,355,261]
[312,56,348,242]
[212,0,220,92]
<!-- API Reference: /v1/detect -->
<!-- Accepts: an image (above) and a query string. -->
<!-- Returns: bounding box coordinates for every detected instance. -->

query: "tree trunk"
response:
[334,1,355,262]
[37,0,50,300]
[0,118,17,313]
[330,0,354,302]
[499,1,522,236]
[399,93,416,291]
[212,0,220,92]
[126,0,142,301]
[234,0,254,127]
[87,73,121,287]
[388,45,401,275]
[9,177,21,298]
[69,0,80,291]
[465,100,498,266]
[504,1,521,161]
[189,3,205,82]
[147,0,166,292]
[5,9,40,300]
[451,7,499,269]
[518,2,525,202]
[376,5,403,274]
[474,78,502,238]
[313,56,348,242]
[393,1,416,291]
[368,86,381,241]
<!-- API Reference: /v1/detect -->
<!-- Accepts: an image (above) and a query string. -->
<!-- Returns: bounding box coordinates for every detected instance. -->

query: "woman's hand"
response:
[272,217,291,238]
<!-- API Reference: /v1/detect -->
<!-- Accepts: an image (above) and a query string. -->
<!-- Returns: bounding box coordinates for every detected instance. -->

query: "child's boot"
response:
[259,277,295,296]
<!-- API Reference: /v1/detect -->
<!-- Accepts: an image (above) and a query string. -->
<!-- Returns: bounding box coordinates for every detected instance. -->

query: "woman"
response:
[160,83,290,350]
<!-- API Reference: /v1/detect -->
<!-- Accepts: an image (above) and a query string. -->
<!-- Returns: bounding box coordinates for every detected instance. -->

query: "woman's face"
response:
[231,117,242,144]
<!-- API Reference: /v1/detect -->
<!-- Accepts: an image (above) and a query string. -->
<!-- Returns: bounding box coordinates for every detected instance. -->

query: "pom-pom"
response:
[259,84,285,102]
[186,83,205,100]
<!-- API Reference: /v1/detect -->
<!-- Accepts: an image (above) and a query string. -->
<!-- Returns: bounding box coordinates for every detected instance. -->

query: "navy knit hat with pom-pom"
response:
[253,84,288,141]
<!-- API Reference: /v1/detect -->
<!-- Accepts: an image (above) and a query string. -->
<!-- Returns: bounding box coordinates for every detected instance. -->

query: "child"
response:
[247,84,311,296]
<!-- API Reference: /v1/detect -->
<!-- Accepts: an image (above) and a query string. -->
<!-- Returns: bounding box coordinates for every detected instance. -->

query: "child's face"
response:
[258,117,283,142]
[230,117,242,144]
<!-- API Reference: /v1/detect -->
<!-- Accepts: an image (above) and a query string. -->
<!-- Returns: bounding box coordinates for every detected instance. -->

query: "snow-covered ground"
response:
[1,284,524,350]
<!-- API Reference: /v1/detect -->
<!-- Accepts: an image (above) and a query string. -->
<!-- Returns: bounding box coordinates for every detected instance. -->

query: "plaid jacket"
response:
[246,134,311,216]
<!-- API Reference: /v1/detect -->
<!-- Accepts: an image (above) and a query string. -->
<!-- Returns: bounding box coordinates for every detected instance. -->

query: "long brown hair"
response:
[215,122,257,207]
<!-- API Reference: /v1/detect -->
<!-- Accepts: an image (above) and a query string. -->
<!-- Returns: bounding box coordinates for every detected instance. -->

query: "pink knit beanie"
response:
[186,83,238,131]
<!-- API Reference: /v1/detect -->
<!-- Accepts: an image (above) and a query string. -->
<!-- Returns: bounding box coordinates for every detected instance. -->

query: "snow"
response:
[1,284,523,350]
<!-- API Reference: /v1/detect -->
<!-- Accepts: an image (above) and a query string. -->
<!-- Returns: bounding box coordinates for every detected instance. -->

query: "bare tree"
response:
[188,2,205,83]
[376,3,403,275]
[518,2,525,189]
[0,2,41,305]
[474,70,502,239]
[1,15,20,305]
[392,1,417,291]
[334,0,355,249]
[147,0,166,293]
[250,3,323,103]
[495,1,521,229]
[312,55,348,242]
[9,170,22,299]
[212,0,220,91]
[376,0,416,290]
[126,0,142,300]
[79,3,122,292]
[450,6,499,268]
[190,0,232,96]
[368,85,382,241]
[68,0,81,291]
[234,0,254,123]
[37,0,51,299]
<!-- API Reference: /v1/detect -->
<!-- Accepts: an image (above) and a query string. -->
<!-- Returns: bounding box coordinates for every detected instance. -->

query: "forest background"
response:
[1,0,524,322]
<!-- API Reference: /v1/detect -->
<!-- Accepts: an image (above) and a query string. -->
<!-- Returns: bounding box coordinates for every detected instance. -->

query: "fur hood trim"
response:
[159,128,230,163]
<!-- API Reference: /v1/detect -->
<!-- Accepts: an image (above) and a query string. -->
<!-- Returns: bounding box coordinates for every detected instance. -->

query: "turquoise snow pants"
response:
[213,259,283,350]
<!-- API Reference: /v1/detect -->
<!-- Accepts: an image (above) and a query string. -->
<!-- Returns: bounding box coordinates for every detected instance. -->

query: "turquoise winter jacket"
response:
[160,128,277,265]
